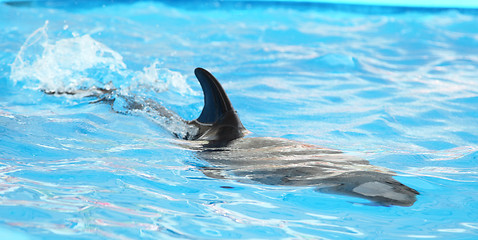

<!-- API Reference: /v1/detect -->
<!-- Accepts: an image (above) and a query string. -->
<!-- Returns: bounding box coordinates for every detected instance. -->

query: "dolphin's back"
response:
[198,137,418,206]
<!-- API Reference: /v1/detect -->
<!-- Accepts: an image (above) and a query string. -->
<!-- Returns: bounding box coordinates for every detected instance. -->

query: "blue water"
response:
[1,1,478,239]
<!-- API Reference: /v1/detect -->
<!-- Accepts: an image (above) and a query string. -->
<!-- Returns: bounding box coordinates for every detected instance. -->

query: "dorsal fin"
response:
[195,68,234,124]
[192,68,247,143]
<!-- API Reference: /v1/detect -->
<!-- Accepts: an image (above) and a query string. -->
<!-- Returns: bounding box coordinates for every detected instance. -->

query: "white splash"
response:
[129,60,196,96]
[10,22,196,98]
[11,21,127,92]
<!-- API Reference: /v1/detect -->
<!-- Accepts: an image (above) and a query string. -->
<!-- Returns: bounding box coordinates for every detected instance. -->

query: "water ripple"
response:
[1,1,478,239]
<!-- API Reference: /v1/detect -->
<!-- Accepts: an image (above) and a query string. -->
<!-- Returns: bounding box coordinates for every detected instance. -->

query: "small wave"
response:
[10,21,127,92]
[10,21,196,98]
[127,60,196,97]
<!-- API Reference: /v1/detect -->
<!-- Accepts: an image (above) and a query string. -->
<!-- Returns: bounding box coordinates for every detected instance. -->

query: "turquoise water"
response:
[1,1,478,239]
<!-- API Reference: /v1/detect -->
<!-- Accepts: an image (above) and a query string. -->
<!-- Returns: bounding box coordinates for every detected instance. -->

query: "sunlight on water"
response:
[1,0,478,239]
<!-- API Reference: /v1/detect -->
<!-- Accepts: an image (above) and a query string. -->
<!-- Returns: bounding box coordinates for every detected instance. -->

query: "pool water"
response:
[1,1,478,239]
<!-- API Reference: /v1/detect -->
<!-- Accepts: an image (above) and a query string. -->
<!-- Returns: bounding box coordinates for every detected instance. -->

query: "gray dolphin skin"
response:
[48,67,419,206]
[152,68,418,207]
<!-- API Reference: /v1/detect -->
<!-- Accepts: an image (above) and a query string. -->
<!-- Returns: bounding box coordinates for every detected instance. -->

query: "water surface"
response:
[1,1,478,239]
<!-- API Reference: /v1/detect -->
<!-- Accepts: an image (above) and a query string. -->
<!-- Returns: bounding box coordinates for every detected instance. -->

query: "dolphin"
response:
[46,67,420,206]
[119,68,419,206]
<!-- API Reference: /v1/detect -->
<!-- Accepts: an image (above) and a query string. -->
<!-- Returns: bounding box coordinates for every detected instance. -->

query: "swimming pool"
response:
[1,0,478,239]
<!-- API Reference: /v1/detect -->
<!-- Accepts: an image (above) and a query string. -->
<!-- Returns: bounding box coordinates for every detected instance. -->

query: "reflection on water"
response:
[1,1,478,239]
